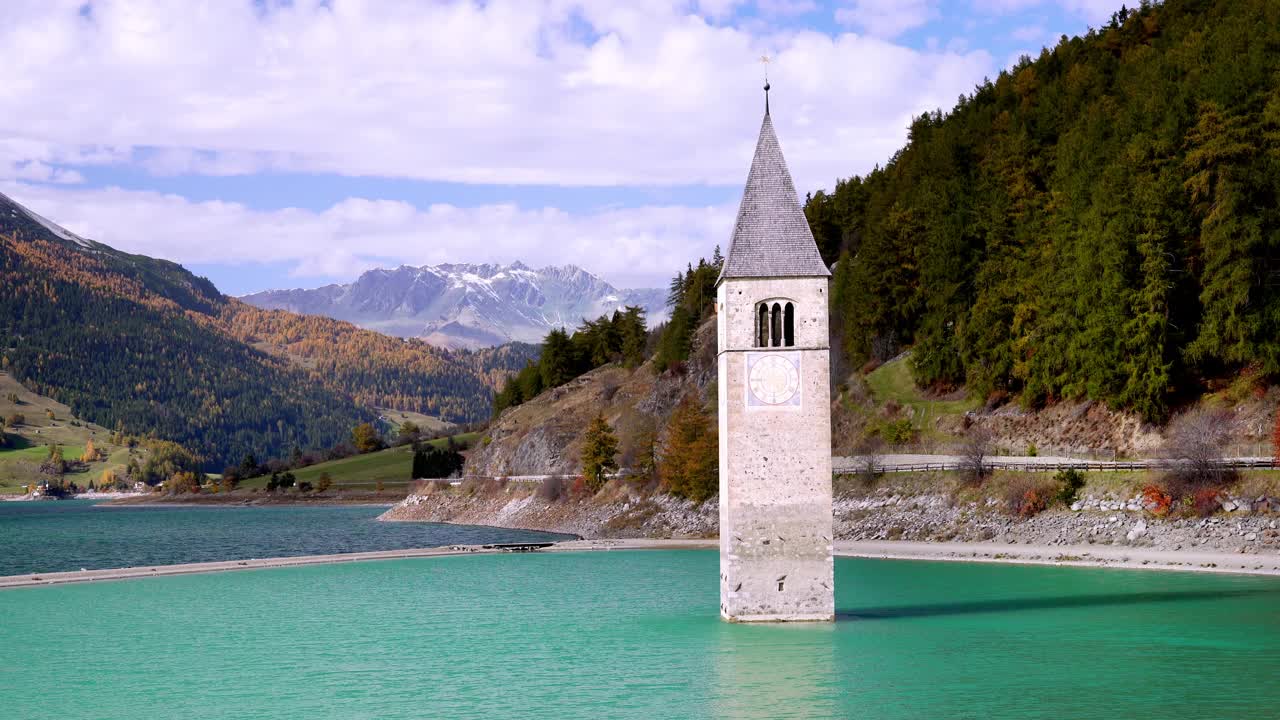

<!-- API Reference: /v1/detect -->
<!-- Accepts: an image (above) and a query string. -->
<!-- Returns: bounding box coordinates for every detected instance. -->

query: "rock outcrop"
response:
[379,482,717,539]
[464,319,717,478]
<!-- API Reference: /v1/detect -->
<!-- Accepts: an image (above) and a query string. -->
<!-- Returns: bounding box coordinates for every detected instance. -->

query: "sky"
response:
[0,0,1119,295]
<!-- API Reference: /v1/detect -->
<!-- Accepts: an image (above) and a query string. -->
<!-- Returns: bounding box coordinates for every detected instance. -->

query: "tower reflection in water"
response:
[709,621,839,719]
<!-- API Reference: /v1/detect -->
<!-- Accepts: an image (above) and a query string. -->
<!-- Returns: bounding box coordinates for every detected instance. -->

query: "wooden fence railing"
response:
[836,458,1280,475]
[441,459,1279,484]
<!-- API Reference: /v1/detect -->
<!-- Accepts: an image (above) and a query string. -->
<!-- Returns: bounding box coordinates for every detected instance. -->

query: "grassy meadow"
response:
[0,372,144,494]
[240,432,480,491]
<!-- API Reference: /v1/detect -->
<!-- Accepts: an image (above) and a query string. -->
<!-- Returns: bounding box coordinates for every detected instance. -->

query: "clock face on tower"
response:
[745,352,802,409]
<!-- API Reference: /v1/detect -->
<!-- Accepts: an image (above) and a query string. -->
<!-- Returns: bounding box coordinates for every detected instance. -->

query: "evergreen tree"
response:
[579,414,619,492]
[619,306,648,369]
[540,329,577,389]
[1183,102,1266,368]
[803,0,1280,419]
[666,271,686,310]
[239,452,260,479]
[397,421,421,446]
[411,447,426,480]
[653,307,692,374]
[411,444,465,479]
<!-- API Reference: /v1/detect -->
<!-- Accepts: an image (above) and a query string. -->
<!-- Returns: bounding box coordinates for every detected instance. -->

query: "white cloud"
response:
[756,0,819,16]
[971,0,1117,24]
[1012,24,1044,42]
[697,0,749,21]
[0,0,992,194]
[970,0,1043,13]
[0,1,1003,289]
[9,161,84,184]
[2,181,734,291]
[1057,0,1121,24]
[0,137,125,183]
[835,0,938,39]
[1005,49,1035,69]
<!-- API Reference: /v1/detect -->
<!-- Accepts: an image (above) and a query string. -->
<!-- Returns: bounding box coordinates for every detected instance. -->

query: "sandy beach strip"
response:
[0,539,717,590]
[835,540,1280,577]
[5,537,1280,590]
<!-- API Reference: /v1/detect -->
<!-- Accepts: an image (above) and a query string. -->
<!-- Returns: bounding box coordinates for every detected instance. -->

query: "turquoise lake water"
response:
[3,550,1279,719]
[0,501,571,575]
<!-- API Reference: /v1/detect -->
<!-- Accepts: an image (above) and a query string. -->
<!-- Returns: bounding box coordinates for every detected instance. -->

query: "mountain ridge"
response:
[0,190,532,468]
[242,260,667,349]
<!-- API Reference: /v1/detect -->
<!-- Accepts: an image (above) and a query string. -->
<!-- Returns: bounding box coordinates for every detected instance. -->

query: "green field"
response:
[865,357,980,439]
[0,370,481,496]
[0,439,87,463]
[0,371,142,493]
[241,433,479,490]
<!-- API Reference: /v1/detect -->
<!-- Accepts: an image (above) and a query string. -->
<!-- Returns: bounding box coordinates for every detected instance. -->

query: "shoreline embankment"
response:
[5,537,1280,591]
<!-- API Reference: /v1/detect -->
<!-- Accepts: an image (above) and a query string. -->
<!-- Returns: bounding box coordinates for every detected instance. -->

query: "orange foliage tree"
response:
[659,396,718,502]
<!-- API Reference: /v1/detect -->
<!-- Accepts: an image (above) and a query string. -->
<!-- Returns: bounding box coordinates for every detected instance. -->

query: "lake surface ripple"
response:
[0,500,570,575]
[2,550,1279,719]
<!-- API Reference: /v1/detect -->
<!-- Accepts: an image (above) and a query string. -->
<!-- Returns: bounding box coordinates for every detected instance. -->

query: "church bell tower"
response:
[717,83,834,623]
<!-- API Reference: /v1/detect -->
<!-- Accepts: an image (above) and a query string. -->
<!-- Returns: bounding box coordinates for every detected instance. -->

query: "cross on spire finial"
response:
[760,55,771,113]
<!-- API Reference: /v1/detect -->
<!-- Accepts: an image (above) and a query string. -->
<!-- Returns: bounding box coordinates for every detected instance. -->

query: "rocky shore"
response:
[835,492,1280,556]
[379,485,717,538]
[382,482,1280,560]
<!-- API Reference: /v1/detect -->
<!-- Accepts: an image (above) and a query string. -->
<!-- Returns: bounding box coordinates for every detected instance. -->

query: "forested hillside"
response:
[0,192,533,468]
[805,0,1280,423]
[220,304,536,420]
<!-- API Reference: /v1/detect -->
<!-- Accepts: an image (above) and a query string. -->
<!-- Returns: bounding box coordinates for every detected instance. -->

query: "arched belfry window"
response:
[755,299,797,348]
[757,304,769,347]
[770,304,782,347]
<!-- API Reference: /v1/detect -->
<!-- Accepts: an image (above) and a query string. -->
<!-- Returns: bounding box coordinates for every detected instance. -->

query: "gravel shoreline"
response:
[5,535,1279,591]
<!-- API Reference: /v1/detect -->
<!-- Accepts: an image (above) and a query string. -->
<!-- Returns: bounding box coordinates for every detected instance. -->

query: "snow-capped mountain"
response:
[241,262,668,349]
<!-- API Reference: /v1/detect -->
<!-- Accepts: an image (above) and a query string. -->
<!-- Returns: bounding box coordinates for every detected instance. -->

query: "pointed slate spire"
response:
[718,86,830,283]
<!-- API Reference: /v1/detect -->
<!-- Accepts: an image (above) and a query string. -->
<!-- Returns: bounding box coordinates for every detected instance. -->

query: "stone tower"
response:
[717,86,834,623]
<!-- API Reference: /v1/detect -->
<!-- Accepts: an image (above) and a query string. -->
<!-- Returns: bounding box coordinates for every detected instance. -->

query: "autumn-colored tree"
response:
[659,396,718,502]
[351,423,386,454]
[81,439,98,463]
[631,421,659,483]
[139,440,202,486]
[316,472,333,493]
[166,471,201,494]
[580,414,619,493]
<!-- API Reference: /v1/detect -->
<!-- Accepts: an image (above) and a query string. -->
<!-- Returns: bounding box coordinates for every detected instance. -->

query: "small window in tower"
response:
[784,303,795,346]
[770,303,782,347]
[757,303,769,347]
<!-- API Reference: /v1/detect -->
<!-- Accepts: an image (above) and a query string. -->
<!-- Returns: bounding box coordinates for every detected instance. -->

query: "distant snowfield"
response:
[5,192,94,249]
[242,261,668,349]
